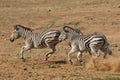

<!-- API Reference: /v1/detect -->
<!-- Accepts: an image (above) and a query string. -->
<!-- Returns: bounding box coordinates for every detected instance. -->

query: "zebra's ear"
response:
[63,26,69,30]
[63,26,69,33]
[63,28,69,33]
[14,25,19,30]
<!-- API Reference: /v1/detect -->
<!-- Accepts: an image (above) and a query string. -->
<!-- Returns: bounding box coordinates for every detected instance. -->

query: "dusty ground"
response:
[0,0,120,80]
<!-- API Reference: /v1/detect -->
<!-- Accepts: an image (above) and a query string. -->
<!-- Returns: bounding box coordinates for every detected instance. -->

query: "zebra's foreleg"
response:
[20,45,31,61]
[68,47,77,65]
[77,52,83,64]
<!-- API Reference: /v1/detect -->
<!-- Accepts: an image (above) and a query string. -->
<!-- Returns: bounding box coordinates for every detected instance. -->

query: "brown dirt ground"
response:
[0,0,120,80]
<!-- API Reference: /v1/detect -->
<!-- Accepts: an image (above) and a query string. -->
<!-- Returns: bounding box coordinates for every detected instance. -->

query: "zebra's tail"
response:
[101,34,112,55]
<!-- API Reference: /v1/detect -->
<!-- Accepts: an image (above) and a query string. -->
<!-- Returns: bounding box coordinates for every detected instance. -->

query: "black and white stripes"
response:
[10,25,112,64]
[59,26,112,64]
[10,25,61,61]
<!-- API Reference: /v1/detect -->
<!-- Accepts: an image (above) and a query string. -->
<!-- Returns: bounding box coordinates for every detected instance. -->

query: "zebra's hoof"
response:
[21,58,26,62]
[70,62,73,65]
[79,61,85,65]
[44,58,48,61]
[69,60,73,65]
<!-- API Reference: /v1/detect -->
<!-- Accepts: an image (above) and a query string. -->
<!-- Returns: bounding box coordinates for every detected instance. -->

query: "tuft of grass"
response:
[64,20,80,26]
[48,64,56,68]
[92,77,120,80]
[46,62,57,68]
[26,56,32,59]
[92,77,102,80]
[49,24,60,28]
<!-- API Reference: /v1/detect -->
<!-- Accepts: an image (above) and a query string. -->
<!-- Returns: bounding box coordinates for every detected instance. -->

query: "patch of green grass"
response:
[92,77,120,80]
[92,77,102,80]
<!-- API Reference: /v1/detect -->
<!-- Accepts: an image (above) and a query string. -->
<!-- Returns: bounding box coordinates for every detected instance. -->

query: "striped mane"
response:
[63,26,83,35]
[14,25,32,32]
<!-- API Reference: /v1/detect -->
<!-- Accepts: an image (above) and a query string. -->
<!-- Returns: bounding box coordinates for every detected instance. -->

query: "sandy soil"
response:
[0,0,120,80]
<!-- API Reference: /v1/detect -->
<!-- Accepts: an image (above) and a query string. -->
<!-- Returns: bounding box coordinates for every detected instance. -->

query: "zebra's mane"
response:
[14,25,32,32]
[63,26,82,34]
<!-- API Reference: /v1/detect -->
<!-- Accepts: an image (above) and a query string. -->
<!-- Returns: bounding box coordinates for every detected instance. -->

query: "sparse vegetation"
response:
[92,77,120,80]
[0,0,120,80]
[64,20,80,26]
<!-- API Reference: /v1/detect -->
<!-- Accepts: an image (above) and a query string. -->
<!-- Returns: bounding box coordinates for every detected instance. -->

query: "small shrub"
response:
[64,20,80,26]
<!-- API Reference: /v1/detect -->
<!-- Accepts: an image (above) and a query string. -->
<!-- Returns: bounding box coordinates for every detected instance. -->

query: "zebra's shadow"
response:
[42,60,67,64]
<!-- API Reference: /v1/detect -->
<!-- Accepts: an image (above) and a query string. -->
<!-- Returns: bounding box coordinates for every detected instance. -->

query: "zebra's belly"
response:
[34,44,47,48]
[79,46,86,51]
[78,41,86,51]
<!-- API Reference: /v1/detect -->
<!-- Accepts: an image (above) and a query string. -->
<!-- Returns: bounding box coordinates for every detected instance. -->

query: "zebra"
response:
[10,25,61,61]
[59,26,112,64]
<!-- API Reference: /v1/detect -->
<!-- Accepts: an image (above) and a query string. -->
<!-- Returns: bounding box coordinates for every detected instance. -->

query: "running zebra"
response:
[10,25,61,61]
[59,26,112,64]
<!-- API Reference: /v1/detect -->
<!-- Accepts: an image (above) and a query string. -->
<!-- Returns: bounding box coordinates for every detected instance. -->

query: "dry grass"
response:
[0,0,120,80]
[86,56,120,72]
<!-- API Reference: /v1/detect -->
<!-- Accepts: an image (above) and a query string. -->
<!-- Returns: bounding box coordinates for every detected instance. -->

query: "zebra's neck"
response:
[68,32,80,42]
[20,30,32,40]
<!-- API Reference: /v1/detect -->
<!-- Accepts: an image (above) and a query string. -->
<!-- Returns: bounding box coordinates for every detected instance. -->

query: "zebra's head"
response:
[59,26,83,41]
[10,25,32,42]
[63,26,83,35]
[59,30,67,42]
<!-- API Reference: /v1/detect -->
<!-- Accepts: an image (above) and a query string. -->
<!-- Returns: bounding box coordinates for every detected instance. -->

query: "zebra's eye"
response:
[14,26,19,30]
[64,30,69,33]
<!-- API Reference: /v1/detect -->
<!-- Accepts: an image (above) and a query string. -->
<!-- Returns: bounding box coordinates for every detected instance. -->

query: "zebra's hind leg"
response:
[88,49,92,55]
[45,44,56,61]
[90,47,99,58]
[20,45,31,62]
[100,47,112,58]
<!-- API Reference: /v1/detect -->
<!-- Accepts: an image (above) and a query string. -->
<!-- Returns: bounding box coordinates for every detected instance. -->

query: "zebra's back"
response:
[84,33,108,48]
[70,33,108,52]
[32,29,61,48]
